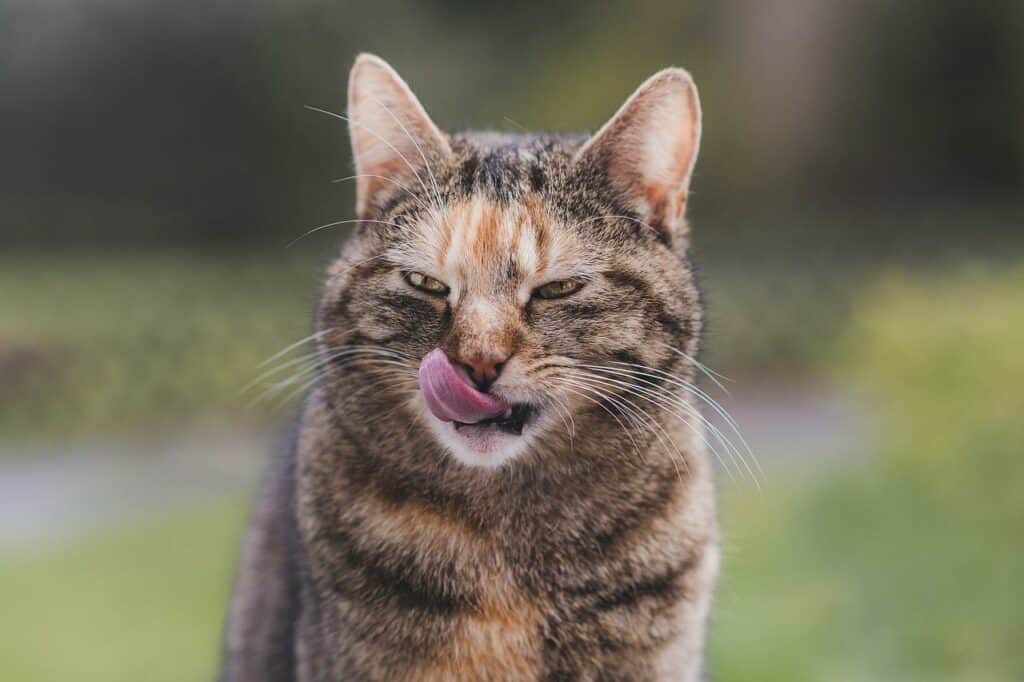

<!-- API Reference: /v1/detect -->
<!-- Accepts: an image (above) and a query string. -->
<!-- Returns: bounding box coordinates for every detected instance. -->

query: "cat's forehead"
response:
[391,195,593,294]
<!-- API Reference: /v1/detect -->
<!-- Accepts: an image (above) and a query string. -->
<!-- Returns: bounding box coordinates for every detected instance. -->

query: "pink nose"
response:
[454,351,508,391]
[418,348,509,424]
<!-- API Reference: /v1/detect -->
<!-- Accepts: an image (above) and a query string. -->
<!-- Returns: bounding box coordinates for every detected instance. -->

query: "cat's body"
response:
[222,55,719,681]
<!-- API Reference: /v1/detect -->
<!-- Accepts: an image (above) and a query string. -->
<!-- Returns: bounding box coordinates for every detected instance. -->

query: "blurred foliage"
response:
[712,264,1024,680]
[696,202,1024,376]
[2,0,1021,247]
[0,252,317,442]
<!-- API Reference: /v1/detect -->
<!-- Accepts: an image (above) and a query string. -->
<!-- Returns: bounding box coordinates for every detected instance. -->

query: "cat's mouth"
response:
[452,403,534,436]
[418,349,539,463]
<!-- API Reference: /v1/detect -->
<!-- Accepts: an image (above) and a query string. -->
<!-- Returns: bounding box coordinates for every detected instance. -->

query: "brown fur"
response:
[221,54,719,681]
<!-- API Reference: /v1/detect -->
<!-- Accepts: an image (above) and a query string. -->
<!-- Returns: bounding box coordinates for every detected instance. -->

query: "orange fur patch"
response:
[410,588,544,681]
[356,488,486,560]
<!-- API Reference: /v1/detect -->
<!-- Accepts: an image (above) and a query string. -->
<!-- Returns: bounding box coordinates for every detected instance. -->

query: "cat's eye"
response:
[533,279,585,300]
[403,271,449,296]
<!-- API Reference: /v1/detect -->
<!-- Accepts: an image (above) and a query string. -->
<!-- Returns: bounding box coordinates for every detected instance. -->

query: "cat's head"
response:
[317,54,703,469]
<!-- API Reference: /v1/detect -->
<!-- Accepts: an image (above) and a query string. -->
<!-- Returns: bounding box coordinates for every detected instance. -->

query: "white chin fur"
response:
[423,412,531,469]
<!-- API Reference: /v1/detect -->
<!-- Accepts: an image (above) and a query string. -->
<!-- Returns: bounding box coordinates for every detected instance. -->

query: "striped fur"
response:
[222,54,718,681]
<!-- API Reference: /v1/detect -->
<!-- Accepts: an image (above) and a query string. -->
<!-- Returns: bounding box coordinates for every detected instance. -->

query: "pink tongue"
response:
[419,348,509,424]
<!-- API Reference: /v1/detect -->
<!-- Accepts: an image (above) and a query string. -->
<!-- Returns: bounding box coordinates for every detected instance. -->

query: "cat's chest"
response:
[305,491,549,679]
[402,584,546,681]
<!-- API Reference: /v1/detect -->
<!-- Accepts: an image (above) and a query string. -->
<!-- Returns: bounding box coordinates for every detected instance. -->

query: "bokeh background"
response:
[2,1,1022,680]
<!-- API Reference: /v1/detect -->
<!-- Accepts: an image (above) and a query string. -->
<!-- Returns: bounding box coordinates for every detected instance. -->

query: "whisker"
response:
[330,174,432,213]
[255,346,411,391]
[502,116,528,132]
[366,94,446,213]
[536,391,577,454]
[549,393,577,452]
[304,105,441,214]
[243,348,330,393]
[272,370,326,409]
[601,361,762,482]
[558,373,687,475]
[257,329,334,369]
[553,380,649,466]
[328,253,389,280]
[560,373,690,481]
[332,344,415,359]
[247,346,354,404]
[286,218,410,248]
[272,358,416,409]
[572,367,741,484]
[335,371,417,404]
[250,346,415,406]
[656,341,734,395]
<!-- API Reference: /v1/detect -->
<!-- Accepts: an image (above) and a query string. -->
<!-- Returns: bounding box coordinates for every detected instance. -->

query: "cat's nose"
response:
[454,351,508,392]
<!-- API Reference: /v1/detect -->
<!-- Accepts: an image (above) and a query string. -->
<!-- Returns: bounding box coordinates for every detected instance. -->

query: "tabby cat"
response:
[221,53,719,681]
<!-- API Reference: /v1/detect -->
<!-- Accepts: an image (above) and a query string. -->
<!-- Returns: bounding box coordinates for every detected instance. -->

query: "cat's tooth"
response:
[503,408,513,419]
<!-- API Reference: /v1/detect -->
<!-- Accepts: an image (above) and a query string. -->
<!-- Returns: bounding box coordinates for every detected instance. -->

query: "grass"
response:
[0,499,247,682]
[710,264,1024,681]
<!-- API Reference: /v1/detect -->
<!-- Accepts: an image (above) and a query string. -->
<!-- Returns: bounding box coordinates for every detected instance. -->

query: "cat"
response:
[220,53,719,681]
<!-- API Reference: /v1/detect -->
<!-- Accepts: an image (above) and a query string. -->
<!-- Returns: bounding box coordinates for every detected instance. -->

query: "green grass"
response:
[0,499,247,682]
[710,264,1024,681]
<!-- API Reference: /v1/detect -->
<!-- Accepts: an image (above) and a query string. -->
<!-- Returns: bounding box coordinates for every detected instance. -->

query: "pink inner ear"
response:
[644,185,688,231]
[639,89,699,202]
[347,54,451,215]
[578,68,700,234]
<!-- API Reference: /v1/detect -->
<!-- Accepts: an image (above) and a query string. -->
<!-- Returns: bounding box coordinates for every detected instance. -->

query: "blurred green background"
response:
[1,1,1022,680]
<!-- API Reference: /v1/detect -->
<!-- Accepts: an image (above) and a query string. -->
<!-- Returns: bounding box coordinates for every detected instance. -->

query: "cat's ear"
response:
[576,68,701,238]
[347,54,451,215]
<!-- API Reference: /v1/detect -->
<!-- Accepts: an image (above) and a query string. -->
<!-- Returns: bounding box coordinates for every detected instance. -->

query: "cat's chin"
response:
[423,409,536,469]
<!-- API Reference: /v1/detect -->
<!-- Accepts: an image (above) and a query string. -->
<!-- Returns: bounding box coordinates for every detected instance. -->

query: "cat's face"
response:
[317,55,703,469]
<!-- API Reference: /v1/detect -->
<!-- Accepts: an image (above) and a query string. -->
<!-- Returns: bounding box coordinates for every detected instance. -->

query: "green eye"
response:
[403,271,449,296]
[533,279,584,300]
